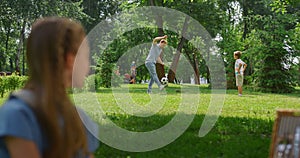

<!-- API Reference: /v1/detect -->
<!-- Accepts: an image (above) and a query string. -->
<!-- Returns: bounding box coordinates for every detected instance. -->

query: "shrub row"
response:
[0,74,100,97]
[0,74,121,97]
[0,75,28,97]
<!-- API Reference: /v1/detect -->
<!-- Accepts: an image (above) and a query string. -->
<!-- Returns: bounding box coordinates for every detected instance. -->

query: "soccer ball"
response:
[161,77,168,85]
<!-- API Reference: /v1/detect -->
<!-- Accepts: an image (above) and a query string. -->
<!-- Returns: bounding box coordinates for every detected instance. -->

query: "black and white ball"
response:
[161,77,168,85]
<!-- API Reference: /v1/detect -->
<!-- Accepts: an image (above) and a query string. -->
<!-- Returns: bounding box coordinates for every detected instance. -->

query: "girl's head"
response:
[234,51,242,59]
[27,17,89,89]
[25,17,90,158]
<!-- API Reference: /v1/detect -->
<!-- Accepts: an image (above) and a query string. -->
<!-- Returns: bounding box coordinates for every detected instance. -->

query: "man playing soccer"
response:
[145,35,168,93]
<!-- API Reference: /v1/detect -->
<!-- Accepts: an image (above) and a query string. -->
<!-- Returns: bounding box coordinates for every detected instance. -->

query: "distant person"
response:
[115,65,121,76]
[234,51,247,96]
[130,61,136,84]
[0,17,98,158]
[145,35,168,93]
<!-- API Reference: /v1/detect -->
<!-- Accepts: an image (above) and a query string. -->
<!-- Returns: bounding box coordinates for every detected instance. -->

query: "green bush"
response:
[84,74,96,91]
[0,74,28,97]
[0,77,7,97]
[70,74,101,94]
[99,63,114,88]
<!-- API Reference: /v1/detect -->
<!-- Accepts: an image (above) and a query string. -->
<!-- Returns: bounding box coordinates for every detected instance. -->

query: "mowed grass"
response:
[1,84,300,157]
[72,84,300,158]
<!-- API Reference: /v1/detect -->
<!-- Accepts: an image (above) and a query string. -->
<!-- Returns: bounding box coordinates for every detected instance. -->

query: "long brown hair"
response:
[25,17,88,158]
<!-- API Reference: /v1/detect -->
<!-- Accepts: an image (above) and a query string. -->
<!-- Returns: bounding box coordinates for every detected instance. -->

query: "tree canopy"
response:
[0,0,299,93]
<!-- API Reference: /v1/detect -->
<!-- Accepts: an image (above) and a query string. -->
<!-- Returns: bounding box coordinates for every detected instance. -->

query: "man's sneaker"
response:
[147,90,152,94]
[238,94,242,97]
[159,85,165,91]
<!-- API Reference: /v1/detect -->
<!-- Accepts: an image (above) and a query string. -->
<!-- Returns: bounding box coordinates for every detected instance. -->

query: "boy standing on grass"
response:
[145,35,168,94]
[234,51,247,96]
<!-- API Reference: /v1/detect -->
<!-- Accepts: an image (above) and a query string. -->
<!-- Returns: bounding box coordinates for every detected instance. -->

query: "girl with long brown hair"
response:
[0,17,99,158]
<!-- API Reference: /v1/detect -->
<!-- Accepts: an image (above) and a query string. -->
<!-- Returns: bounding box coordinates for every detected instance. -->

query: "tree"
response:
[86,0,300,90]
[0,0,90,74]
[244,0,299,93]
[81,0,121,32]
[167,15,189,83]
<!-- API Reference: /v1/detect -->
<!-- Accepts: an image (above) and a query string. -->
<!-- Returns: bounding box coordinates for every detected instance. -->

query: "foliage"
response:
[217,28,244,89]
[81,0,121,32]
[0,0,90,74]
[98,59,114,88]
[84,74,97,91]
[245,4,298,93]
[0,0,299,92]
[217,0,299,92]
[0,74,28,97]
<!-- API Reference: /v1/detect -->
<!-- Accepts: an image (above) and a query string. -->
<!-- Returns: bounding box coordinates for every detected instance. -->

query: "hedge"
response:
[0,75,28,97]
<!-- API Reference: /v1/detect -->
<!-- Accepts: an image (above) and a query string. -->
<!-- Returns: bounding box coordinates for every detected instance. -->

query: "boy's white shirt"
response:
[235,59,245,75]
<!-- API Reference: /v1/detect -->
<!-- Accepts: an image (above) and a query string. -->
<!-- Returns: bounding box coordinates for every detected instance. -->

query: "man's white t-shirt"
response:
[145,44,161,63]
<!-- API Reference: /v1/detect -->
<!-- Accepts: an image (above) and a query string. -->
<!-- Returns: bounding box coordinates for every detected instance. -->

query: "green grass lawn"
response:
[1,84,300,157]
[72,84,300,158]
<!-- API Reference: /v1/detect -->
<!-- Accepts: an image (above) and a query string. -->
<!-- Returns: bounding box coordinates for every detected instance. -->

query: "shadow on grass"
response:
[93,113,274,158]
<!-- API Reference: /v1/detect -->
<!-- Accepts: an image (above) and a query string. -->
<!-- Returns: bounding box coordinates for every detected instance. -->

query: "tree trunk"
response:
[149,0,155,6]
[9,58,13,72]
[4,25,11,71]
[150,0,165,81]
[168,16,190,83]
[206,66,210,84]
[183,47,200,85]
[193,52,200,85]
[242,1,249,40]
[156,14,165,80]
[16,20,26,75]
[156,63,165,80]
[168,49,180,83]
[0,52,2,71]
[22,43,25,75]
